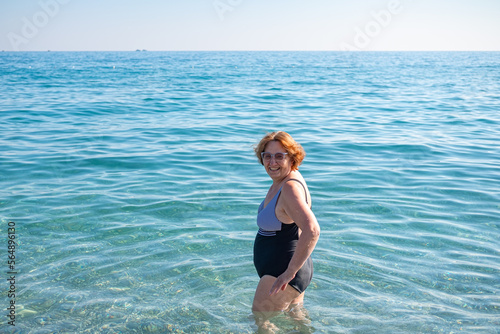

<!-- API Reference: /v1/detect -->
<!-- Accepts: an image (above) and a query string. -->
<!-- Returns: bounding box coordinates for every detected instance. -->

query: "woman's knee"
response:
[252,297,277,313]
[252,276,300,312]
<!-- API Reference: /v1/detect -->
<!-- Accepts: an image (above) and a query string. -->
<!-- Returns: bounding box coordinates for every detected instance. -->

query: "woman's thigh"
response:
[252,275,303,313]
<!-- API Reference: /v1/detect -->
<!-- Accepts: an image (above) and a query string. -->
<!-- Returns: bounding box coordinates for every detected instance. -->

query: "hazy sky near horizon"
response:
[1,0,499,51]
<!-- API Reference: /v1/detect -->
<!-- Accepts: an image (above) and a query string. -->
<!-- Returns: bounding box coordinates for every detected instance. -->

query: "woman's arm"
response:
[269,181,320,296]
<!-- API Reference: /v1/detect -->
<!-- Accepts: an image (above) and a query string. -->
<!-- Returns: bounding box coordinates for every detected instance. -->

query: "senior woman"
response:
[252,131,320,320]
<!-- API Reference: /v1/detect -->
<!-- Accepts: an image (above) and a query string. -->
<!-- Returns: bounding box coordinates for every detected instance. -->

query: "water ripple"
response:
[1,51,499,333]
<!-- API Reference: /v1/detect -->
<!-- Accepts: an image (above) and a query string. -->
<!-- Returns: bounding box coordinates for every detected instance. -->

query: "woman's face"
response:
[262,141,292,181]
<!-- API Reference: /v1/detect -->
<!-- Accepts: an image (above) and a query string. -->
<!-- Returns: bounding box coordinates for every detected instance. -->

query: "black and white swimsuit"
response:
[253,179,313,294]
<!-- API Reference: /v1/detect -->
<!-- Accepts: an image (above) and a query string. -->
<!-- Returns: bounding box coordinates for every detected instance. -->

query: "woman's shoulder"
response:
[281,173,310,202]
[285,171,308,188]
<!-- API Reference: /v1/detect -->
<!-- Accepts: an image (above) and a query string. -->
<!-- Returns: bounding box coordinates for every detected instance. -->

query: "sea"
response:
[0,51,499,333]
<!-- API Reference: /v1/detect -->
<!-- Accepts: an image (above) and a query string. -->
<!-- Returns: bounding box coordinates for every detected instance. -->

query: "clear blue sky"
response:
[1,0,499,51]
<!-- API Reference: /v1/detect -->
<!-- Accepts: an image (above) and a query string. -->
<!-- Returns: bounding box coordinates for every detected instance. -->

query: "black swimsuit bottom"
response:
[253,222,313,294]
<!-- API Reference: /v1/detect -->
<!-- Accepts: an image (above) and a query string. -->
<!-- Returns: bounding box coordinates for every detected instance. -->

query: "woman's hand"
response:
[269,269,296,296]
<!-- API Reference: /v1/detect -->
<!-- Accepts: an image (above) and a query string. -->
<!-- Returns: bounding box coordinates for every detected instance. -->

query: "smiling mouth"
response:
[269,167,280,172]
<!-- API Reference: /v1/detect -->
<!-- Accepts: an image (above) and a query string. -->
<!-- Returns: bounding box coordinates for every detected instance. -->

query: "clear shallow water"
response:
[1,51,499,333]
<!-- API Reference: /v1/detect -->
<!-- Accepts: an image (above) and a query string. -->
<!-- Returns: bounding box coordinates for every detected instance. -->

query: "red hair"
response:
[254,131,306,170]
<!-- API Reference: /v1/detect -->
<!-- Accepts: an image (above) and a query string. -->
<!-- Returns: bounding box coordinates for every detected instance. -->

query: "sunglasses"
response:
[261,152,288,162]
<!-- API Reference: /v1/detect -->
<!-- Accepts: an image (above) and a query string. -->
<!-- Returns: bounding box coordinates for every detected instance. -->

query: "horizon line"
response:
[2,50,500,53]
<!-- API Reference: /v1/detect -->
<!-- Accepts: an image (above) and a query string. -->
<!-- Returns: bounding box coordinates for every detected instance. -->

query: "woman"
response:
[252,131,320,319]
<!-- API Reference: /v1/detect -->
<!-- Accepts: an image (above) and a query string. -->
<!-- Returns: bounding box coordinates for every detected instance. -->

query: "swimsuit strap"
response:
[286,179,309,204]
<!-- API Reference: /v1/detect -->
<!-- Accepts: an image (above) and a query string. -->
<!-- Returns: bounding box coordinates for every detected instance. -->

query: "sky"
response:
[1,0,499,51]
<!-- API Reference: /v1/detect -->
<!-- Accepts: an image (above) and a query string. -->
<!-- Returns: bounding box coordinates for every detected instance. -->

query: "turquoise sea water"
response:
[1,51,499,333]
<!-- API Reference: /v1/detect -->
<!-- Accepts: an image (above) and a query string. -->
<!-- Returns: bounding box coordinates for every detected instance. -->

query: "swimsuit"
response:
[253,179,313,294]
